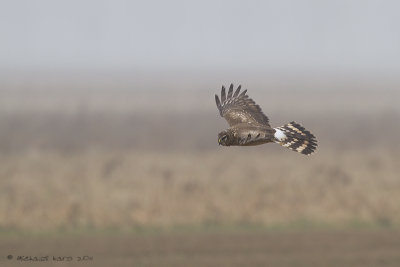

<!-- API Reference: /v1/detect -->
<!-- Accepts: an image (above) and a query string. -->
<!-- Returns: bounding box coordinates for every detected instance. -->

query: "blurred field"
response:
[0,75,400,265]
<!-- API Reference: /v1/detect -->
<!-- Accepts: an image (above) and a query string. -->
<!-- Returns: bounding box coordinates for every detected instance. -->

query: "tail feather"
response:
[273,122,317,155]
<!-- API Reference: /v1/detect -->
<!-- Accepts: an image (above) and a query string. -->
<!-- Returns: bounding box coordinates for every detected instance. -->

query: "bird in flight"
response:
[215,84,317,155]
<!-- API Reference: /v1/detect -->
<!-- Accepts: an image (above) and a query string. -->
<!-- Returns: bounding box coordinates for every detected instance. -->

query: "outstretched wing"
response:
[215,84,270,127]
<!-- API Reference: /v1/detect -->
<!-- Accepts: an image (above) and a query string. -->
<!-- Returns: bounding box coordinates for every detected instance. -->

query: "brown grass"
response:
[1,146,399,230]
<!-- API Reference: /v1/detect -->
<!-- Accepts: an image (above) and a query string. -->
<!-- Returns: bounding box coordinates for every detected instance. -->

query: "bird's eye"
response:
[222,135,227,140]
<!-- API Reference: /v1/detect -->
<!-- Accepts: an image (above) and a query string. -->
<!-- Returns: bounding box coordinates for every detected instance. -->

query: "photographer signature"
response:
[7,254,93,262]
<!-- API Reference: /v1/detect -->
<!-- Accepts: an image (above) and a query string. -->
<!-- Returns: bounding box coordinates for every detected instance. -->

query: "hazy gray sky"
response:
[1,0,400,72]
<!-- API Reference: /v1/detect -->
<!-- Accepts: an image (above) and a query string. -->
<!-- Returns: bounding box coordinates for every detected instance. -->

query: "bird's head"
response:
[218,131,230,146]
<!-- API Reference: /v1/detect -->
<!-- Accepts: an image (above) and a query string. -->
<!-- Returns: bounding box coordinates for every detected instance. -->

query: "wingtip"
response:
[239,89,247,97]
[215,94,221,108]
[221,85,226,102]
[233,85,241,97]
[227,84,233,98]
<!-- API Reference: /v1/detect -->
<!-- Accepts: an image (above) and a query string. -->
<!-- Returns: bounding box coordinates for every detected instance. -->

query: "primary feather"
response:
[215,84,270,127]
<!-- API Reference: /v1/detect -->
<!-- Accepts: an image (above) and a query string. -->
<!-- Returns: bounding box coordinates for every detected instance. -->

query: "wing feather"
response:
[215,94,221,111]
[221,86,226,103]
[227,84,233,99]
[215,84,270,127]
[233,85,241,97]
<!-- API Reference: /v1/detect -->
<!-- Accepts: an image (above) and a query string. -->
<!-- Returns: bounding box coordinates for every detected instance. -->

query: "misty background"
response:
[1,0,400,73]
[1,2,400,266]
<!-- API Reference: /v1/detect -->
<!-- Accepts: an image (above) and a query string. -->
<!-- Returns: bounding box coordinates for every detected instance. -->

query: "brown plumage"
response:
[215,84,317,155]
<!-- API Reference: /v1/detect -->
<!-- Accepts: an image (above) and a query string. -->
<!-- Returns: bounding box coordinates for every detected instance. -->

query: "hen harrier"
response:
[215,84,317,155]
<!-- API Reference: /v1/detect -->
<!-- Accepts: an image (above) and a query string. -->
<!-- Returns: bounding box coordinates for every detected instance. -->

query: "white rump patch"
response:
[274,128,287,141]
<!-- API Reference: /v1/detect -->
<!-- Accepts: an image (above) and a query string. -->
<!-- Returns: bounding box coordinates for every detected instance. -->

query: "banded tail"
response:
[273,122,317,155]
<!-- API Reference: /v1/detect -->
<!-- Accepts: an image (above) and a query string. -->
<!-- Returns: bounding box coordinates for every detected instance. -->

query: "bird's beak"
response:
[218,138,221,145]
